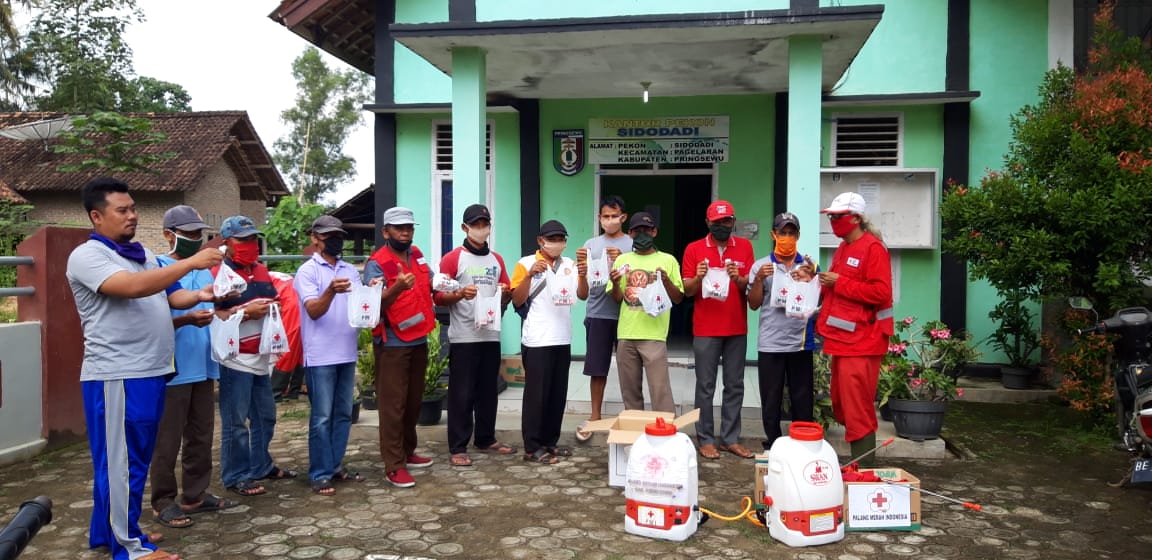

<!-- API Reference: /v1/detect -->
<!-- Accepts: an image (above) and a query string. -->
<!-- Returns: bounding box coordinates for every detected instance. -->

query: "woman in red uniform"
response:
[815,192,893,465]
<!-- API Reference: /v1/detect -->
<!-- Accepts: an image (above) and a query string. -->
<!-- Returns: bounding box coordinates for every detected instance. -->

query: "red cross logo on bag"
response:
[362,302,370,311]
[780,287,788,296]
[794,294,804,302]
[487,309,495,318]
[228,338,235,347]
[273,334,281,342]
[712,282,721,290]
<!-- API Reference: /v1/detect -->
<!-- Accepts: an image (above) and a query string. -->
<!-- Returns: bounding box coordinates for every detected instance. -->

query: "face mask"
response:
[321,236,344,257]
[169,232,203,259]
[632,231,655,251]
[387,237,413,252]
[830,215,858,238]
[541,240,566,258]
[600,216,622,235]
[772,232,797,257]
[709,223,733,242]
[466,225,490,245]
[229,239,260,266]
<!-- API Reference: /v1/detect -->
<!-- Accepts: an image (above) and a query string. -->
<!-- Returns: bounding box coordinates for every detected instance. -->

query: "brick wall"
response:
[184,160,269,236]
[23,191,183,254]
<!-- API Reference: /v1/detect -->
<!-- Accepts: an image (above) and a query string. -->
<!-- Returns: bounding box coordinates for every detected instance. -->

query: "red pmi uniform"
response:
[815,231,893,441]
[681,235,754,337]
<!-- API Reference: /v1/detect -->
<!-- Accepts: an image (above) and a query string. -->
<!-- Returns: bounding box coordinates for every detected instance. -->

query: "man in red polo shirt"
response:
[682,200,755,460]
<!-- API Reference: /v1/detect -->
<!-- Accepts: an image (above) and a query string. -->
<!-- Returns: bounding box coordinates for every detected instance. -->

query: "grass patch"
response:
[945,401,1113,460]
[280,408,308,420]
[0,297,16,323]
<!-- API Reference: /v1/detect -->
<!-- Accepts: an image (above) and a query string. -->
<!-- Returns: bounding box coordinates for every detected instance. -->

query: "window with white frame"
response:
[830,113,903,167]
[431,121,496,258]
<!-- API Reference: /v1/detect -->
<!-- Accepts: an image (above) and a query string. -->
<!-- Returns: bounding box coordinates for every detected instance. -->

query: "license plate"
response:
[1133,458,1152,483]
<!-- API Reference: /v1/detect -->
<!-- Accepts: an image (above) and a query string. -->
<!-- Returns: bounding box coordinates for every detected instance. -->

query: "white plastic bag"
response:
[547,265,576,306]
[473,284,501,331]
[347,282,383,328]
[259,303,290,355]
[785,279,822,319]
[770,265,792,308]
[586,250,610,289]
[639,270,672,317]
[701,267,730,301]
[213,262,247,298]
[209,311,244,362]
[432,272,462,293]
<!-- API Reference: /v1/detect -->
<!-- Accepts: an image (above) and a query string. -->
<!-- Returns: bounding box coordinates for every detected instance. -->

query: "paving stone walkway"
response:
[2,400,1151,559]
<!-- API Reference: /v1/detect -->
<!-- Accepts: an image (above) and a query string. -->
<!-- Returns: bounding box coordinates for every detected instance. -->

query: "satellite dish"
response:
[0,117,73,150]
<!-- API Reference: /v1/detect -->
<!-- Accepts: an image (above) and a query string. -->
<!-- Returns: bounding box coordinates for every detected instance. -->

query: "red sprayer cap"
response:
[789,421,824,441]
[645,417,677,437]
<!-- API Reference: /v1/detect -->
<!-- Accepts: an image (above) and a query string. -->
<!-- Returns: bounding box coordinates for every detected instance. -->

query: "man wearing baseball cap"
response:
[816,192,893,466]
[747,212,820,450]
[295,215,365,495]
[363,207,437,486]
[510,219,577,463]
[682,200,755,460]
[609,212,684,415]
[435,204,517,467]
[149,205,238,531]
[214,215,299,498]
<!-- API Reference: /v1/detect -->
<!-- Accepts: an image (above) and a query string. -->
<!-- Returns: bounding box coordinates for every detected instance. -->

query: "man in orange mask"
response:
[747,212,819,451]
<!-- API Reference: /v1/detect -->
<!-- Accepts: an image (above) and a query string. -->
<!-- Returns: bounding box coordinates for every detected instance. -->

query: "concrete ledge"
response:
[0,438,48,467]
[957,376,1058,403]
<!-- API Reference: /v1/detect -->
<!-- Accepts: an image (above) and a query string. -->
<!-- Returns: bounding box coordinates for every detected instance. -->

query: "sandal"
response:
[450,453,473,467]
[226,480,266,497]
[153,504,194,529]
[575,421,593,442]
[257,466,298,480]
[181,494,238,514]
[474,441,517,455]
[523,449,560,464]
[311,479,335,496]
[547,446,573,457]
[721,443,756,459]
[699,444,721,460]
[334,468,365,482]
[139,550,179,560]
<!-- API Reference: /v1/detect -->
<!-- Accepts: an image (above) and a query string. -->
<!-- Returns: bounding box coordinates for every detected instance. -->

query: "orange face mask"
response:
[772,232,798,257]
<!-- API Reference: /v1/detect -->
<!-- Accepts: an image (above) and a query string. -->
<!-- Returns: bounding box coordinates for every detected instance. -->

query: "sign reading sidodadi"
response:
[588,116,730,165]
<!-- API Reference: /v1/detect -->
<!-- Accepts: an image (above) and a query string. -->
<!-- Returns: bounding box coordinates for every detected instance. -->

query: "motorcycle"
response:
[1069,297,1152,484]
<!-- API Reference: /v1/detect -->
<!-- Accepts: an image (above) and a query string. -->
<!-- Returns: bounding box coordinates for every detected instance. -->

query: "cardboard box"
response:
[844,468,921,531]
[500,355,525,387]
[753,453,771,510]
[582,409,701,487]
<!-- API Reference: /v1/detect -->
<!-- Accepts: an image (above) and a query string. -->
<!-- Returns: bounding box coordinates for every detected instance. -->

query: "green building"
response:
[272,0,1082,358]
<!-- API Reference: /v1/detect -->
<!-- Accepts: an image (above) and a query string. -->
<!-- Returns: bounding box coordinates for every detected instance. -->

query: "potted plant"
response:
[418,323,450,426]
[878,317,975,441]
[356,329,377,410]
[987,290,1041,389]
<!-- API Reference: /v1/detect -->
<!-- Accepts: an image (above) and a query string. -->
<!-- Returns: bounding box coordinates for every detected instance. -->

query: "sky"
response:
[122,0,375,207]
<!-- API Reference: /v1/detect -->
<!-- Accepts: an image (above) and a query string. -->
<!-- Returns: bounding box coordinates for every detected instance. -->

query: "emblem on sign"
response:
[553,129,585,176]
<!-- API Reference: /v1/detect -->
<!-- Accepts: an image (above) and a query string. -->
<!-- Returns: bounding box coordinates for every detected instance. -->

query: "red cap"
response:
[706,200,735,221]
[645,417,677,437]
[789,421,824,441]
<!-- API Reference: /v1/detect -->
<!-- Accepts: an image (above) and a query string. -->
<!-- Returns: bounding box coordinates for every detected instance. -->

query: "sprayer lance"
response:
[842,437,895,468]
[884,481,982,512]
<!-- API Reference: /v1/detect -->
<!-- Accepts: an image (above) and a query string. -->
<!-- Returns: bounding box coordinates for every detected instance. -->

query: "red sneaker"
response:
[406,454,434,469]
[385,469,415,488]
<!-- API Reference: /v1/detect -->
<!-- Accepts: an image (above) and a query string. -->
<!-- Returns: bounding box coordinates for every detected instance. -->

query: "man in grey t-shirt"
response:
[574,195,632,441]
[66,178,223,560]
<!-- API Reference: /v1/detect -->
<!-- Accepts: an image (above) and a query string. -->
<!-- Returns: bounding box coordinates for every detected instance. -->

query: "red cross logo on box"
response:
[869,489,892,513]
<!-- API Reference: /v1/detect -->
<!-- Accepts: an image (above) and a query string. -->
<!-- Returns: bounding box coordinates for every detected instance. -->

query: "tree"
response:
[262,197,326,273]
[939,2,1152,314]
[273,47,371,204]
[0,1,41,109]
[22,0,190,112]
[53,111,174,173]
[0,199,33,288]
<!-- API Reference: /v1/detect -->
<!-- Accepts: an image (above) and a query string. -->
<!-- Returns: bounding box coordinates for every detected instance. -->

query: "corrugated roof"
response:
[0,111,289,202]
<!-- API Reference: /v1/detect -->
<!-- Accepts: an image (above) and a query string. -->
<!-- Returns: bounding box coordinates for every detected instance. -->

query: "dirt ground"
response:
[3,400,1152,559]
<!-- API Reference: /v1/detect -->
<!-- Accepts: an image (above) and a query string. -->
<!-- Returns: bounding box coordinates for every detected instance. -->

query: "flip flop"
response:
[546,446,573,457]
[721,443,756,459]
[139,550,179,560]
[153,504,193,529]
[575,421,593,442]
[182,494,238,515]
[257,466,298,480]
[450,453,473,467]
[523,449,560,464]
[311,479,335,496]
[226,480,266,497]
[699,444,721,460]
[334,468,365,482]
[474,441,517,454]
